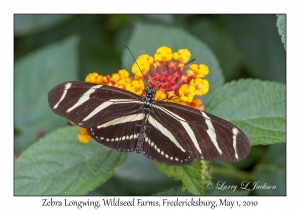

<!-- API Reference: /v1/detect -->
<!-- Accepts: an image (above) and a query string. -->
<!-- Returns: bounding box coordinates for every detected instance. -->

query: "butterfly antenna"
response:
[152,58,195,88]
[123,43,150,87]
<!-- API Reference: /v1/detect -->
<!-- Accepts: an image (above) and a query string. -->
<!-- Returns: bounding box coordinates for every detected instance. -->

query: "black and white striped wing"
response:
[86,113,144,152]
[142,116,194,165]
[48,81,142,127]
[48,81,144,151]
[149,101,250,164]
[48,81,250,166]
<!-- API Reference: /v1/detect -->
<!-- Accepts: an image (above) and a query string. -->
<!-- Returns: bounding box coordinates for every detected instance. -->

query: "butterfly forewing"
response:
[48,81,142,128]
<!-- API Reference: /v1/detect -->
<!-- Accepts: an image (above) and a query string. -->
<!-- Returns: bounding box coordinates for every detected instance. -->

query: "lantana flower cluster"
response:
[78,46,209,143]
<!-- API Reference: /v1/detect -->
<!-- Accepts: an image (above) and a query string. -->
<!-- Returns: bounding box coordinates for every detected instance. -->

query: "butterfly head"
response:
[145,87,156,99]
[144,87,156,106]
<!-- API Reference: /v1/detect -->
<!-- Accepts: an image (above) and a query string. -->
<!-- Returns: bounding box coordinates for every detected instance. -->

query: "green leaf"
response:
[122,23,224,104]
[72,16,121,79]
[14,126,126,195]
[222,15,286,83]
[254,143,286,195]
[14,14,73,36]
[276,14,286,50]
[14,35,79,154]
[155,160,205,195]
[153,186,192,196]
[190,18,243,81]
[206,79,286,146]
[94,152,179,195]
[112,153,179,195]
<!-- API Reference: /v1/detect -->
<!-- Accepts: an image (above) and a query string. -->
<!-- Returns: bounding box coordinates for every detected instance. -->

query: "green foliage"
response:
[206,79,286,146]
[14,126,126,195]
[14,36,79,154]
[14,14,286,196]
[222,15,286,83]
[189,17,243,81]
[254,143,286,195]
[276,14,286,50]
[93,153,180,195]
[14,14,73,36]
[155,160,205,195]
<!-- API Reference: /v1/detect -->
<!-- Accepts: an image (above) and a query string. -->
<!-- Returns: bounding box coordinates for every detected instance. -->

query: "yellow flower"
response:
[111,73,120,83]
[138,54,154,64]
[126,79,144,95]
[85,72,103,84]
[78,127,92,144]
[112,69,130,83]
[115,78,131,89]
[186,69,196,77]
[173,49,191,63]
[154,46,173,62]
[155,90,167,101]
[190,78,209,96]
[189,64,209,78]
[169,97,189,106]
[118,69,130,79]
[132,55,154,77]
[179,84,196,103]
[132,62,150,77]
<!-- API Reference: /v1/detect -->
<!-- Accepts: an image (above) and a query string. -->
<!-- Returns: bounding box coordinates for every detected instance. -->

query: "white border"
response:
[3,1,295,209]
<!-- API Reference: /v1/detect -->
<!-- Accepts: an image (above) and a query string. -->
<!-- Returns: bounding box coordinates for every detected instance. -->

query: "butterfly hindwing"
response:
[142,115,194,166]
[86,114,143,152]
[154,101,250,162]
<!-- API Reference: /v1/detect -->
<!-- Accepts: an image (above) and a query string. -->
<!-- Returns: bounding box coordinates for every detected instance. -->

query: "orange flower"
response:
[78,127,92,144]
[77,46,210,143]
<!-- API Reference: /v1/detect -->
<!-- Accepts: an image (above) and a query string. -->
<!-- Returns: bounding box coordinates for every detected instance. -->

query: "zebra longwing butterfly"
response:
[48,80,251,166]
